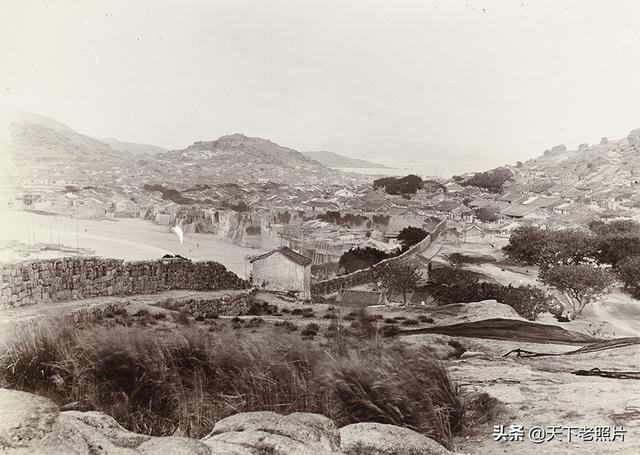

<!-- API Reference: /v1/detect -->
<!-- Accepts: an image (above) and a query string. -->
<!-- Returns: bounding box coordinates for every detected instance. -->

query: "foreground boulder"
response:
[340,422,455,455]
[0,388,457,454]
[204,410,341,452]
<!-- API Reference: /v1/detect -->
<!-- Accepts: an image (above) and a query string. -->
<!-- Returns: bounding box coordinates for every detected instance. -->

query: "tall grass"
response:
[0,318,464,448]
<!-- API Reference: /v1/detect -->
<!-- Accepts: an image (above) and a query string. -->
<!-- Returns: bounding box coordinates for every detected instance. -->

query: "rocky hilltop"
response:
[0,388,457,455]
[156,133,336,185]
[523,128,640,185]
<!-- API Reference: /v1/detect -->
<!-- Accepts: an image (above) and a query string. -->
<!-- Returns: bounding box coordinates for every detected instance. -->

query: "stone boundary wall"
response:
[311,220,446,296]
[157,288,258,317]
[0,257,248,308]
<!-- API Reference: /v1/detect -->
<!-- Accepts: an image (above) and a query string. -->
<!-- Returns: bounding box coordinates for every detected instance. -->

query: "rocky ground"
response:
[0,388,457,454]
[1,287,639,454]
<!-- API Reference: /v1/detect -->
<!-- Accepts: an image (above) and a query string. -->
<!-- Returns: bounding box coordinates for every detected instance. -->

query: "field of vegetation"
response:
[0,303,491,450]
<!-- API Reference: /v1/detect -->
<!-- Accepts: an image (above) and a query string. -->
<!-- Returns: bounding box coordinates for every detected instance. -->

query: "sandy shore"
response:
[0,210,267,277]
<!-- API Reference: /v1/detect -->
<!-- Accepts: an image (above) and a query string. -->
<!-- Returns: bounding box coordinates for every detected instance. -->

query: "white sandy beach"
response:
[0,210,267,277]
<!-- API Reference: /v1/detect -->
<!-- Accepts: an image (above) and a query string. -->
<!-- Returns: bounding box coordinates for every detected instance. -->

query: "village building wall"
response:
[251,251,311,299]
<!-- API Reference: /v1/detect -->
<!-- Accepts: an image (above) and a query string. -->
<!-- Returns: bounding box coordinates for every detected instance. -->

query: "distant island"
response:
[303,151,387,168]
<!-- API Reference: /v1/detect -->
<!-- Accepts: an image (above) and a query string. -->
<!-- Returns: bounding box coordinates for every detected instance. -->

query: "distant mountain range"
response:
[102,138,166,156]
[1,110,349,186]
[1,109,136,183]
[302,151,386,168]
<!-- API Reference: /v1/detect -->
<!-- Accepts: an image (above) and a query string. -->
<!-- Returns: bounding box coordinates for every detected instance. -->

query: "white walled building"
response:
[249,246,312,299]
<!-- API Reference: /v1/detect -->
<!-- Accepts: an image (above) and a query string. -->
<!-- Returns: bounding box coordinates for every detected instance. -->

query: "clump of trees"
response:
[276,211,292,224]
[220,200,250,212]
[428,267,550,321]
[372,214,390,225]
[373,175,424,195]
[339,247,391,274]
[474,207,498,223]
[538,265,613,318]
[458,168,513,193]
[397,226,429,251]
[502,220,640,317]
[317,211,368,227]
[374,261,422,304]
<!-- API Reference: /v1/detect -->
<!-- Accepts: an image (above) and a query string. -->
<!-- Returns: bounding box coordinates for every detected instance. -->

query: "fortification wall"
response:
[311,220,446,297]
[0,257,248,308]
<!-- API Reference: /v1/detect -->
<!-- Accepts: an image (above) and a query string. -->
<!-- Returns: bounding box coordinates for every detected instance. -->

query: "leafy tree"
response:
[539,264,613,319]
[374,262,421,304]
[460,168,513,193]
[373,176,397,190]
[614,256,640,298]
[503,227,597,269]
[372,214,390,225]
[397,226,429,251]
[339,247,390,274]
[427,267,549,320]
[474,207,498,223]
[422,180,447,193]
[223,200,250,212]
[373,175,424,195]
[588,219,640,267]
[317,210,341,223]
[537,229,598,270]
[502,226,549,265]
[276,211,292,224]
[589,219,640,236]
[445,253,469,268]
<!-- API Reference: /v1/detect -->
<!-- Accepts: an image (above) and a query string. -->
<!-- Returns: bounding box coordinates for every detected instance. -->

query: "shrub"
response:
[0,319,465,449]
[446,339,466,359]
[301,323,320,338]
[401,319,419,326]
[428,268,550,321]
[380,324,400,338]
[330,345,463,447]
[246,317,264,328]
[418,315,434,323]
[274,320,298,332]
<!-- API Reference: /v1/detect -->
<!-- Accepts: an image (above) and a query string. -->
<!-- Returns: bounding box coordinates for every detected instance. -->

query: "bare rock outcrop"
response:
[0,388,456,455]
[340,422,455,455]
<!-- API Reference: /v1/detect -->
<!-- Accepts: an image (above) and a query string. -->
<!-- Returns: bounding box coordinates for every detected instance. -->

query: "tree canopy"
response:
[373,174,424,195]
[339,247,390,274]
[374,261,421,304]
[474,207,498,223]
[397,226,429,251]
[460,168,513,193]
[539,264,613,319]
[427,266,549,321]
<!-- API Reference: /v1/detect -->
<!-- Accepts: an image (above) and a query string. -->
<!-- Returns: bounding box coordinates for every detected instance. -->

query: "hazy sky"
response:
[3,0,640,169]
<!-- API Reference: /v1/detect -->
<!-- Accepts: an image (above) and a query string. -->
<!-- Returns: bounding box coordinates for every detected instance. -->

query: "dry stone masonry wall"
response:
[311,220,446,297]
[0,257,248,308]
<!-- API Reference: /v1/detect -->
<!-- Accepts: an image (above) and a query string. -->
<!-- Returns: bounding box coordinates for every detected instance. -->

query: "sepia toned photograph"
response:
[1,1,639,454]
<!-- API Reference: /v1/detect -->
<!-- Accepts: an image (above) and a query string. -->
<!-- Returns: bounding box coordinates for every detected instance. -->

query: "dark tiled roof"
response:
[250,246,312,266]
[337,289,384,306]
[436,200,463,212]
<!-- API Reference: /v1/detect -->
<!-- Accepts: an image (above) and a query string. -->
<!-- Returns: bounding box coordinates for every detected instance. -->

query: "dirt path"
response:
[585,297,640,338]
